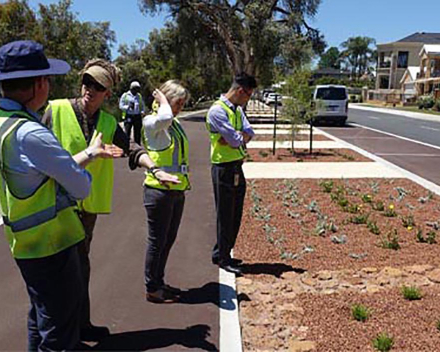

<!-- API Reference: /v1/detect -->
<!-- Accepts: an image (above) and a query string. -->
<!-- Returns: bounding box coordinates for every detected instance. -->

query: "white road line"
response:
[348,122,440,151]
[367,116,380,120]
[377,153,440,157]
[420,125,440,131]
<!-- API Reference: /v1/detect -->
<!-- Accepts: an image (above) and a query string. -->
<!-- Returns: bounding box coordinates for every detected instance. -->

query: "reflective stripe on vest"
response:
[206,100,246,164]
[0,109,85,259]
[49,99,116,213]
[142,119,190,191]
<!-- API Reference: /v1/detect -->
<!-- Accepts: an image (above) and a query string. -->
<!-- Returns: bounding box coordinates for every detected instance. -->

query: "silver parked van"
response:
[313,85,348,126]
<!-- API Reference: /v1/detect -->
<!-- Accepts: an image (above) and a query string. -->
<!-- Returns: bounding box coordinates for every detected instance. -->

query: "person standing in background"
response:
[120,81,145,144]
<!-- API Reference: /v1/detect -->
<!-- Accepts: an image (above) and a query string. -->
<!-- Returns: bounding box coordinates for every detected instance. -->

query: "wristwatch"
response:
[149,167,161,175]
[84,148,95,159]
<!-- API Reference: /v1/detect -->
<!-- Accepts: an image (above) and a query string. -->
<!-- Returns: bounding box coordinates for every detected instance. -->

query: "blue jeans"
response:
[143,186,185,292]
[16,245,83,351]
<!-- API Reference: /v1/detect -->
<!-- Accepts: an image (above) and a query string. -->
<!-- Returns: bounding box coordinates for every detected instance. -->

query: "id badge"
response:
[234,173,240,187]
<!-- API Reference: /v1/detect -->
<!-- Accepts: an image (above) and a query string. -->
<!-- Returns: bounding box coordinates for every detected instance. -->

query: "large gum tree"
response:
[138,0,325,77]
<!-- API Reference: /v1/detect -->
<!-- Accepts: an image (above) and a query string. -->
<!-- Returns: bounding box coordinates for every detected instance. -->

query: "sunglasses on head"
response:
[82,75,107,92]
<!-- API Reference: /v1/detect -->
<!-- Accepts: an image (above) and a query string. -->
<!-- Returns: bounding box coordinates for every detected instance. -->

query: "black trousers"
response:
[16,245,83,351]
[211,160,246,265]
[77,211,98,329]
[143,186,185,292]
[124,114,142,145]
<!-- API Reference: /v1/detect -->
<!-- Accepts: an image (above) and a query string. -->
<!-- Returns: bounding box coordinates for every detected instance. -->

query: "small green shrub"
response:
[361,193,373,203]
[372,332,394,351]
[372,200,385,211]
[436,319,440,331]
[416,228,437,244]
[367,220,381,235]
[338,197,349,208]
[346,203,361,214]
[349,213,369,225]
[380,229,400,250]
[401,215,415,228]
[383,204,397,217]
[351,304,370,322]
[401,285,422,300]
[258,150,269,158]
[319,180,334,193]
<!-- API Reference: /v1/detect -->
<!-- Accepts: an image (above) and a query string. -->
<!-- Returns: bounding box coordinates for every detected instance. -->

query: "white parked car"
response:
[312,85,348,126]
[265,93,282,106]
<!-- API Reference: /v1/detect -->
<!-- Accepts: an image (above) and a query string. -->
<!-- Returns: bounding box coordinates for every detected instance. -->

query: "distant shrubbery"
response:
[417,95,436,110]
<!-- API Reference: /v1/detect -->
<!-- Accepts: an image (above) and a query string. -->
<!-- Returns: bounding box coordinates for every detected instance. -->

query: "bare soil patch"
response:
[252,134,331,142]
[246,148,371,162]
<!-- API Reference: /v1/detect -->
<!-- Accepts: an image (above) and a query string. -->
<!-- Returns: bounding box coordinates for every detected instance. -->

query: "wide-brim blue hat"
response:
[0,40,70,81]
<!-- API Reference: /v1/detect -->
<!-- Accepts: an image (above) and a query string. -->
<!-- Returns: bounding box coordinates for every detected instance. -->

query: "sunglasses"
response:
[241,87,253,97]
[82,75,107,92]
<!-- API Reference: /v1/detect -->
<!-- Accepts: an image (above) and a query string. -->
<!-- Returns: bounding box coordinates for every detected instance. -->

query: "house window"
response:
[379,75,389,89]
[379,52,392,68]
[397,51,409,68]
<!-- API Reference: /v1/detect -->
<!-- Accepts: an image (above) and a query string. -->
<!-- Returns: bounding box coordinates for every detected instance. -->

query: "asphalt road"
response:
[0,114,220,351]
[347,107,440,148]
[321,106,440,186]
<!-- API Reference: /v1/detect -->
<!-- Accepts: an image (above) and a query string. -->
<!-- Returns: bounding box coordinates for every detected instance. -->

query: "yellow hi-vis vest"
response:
[121,93,143,120]
[206,100,246,164]
[0,109,85,259]
[49,99,117,213]
[142,118,190,191]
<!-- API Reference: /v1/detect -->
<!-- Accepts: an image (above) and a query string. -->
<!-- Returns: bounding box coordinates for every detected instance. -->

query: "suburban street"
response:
[321,106,440,186]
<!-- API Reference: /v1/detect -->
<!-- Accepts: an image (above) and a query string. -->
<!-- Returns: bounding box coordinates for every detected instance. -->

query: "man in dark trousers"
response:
[206,73,257,275]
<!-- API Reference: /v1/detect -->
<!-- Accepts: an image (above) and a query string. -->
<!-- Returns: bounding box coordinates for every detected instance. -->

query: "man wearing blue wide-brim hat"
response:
[0,40,111,351]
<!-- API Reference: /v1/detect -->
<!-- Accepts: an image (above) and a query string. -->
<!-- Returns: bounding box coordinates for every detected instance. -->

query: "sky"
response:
[26,0,440,59]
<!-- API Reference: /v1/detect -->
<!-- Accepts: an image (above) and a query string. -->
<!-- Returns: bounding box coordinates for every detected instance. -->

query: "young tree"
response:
[138,0,325,76]
[281,68,314,154]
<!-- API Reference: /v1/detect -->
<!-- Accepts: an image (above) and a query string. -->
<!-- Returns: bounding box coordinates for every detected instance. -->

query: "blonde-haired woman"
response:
[142,80,191,303]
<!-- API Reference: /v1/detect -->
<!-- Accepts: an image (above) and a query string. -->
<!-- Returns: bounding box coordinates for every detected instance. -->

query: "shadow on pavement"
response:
[240,263,306,278]
[92,324,218,351]
[179,282,236,311]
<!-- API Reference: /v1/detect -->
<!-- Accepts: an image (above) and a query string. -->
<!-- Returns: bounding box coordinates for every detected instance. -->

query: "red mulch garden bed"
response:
[236,178,440,272]
[236,178,440,351]
[298,287,440,351]
[246,148,371,162]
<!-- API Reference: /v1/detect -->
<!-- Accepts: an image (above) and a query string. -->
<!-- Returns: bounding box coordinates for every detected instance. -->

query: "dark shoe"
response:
[212,257,243,266]
[220,263,243,276]
[162,284,182,295]
[146,288,180,303]
[80,324,110,342]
